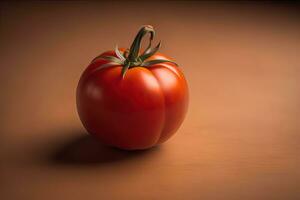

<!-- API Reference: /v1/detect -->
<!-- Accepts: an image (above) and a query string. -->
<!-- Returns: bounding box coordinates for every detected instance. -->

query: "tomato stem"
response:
[119,25,178,77]
[93,25,178,78]
[127,25,155,62]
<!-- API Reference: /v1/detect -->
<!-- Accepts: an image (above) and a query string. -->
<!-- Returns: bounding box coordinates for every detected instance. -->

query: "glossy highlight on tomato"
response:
[76,25,188,150]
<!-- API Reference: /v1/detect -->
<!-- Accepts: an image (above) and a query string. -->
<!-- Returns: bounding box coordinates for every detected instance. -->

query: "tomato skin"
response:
[76,50,188,150]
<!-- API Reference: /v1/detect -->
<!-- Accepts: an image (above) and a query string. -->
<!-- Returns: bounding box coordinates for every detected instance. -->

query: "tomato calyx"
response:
[96,25,177,78]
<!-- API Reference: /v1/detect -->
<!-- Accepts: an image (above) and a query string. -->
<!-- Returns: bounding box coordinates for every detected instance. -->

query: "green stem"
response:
[127,25,155,63]
[107,25,178,78]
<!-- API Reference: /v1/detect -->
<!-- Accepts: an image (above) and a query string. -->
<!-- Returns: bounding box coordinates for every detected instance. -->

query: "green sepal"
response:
[121,62,130,78]
[141,59,178,67]
[98,55,123,64]
[92,62,121,72]
[115,45,126,62]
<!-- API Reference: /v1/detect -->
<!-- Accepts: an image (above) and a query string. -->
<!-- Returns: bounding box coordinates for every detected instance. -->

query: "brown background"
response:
[1,1,300,200]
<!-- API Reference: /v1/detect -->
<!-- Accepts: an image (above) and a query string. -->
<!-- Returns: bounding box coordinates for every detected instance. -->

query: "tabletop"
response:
[1,1,300,200]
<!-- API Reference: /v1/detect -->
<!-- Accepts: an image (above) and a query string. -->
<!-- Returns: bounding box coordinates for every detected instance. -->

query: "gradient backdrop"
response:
[1,1,300,200]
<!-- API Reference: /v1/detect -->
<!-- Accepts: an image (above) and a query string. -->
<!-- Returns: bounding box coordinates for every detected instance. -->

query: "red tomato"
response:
[76,25,188,150]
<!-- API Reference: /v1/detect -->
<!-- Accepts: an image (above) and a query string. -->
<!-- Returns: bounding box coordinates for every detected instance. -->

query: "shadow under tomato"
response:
[49,131,160,165]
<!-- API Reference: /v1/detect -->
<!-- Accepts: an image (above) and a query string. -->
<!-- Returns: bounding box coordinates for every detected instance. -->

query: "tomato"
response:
[76,25,188,150]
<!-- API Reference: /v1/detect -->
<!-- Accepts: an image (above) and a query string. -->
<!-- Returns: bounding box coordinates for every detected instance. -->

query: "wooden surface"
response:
[1,1,300,200]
